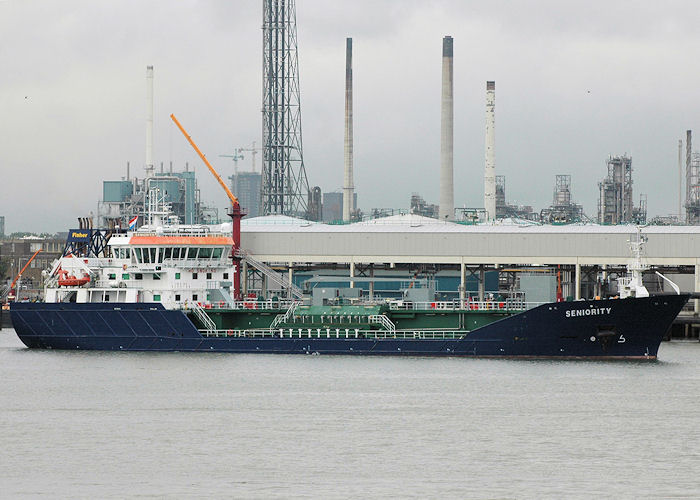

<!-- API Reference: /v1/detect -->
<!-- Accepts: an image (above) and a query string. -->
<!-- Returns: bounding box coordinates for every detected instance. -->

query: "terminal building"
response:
[236,214,700,325]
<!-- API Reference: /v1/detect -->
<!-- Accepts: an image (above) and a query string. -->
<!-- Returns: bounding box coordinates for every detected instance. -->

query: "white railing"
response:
[368,314,396,332]
[180,298,297,311]
[191,302,216,334]
[200,327,467,340]
[0,284,10,301]
[387,299,541,312]
[238,250,304,300]
[270,301,300,329]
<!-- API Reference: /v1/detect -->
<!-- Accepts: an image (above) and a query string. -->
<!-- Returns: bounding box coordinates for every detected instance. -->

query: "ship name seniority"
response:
[565,307,612,318]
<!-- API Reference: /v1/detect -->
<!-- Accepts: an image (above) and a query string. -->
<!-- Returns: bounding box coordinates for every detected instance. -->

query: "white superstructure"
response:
[43,221,236,309]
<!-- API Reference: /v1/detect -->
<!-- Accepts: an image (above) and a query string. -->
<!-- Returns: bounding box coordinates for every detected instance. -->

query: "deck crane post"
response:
[10,249,42,301]
[169,114,244,300]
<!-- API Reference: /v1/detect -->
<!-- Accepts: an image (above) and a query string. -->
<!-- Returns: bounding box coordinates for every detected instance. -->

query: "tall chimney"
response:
[439,36,454,221]
[484,81,496,221]
[343,38,354,222]
[146,65,154,178]
[687,130,692,220]
[679,139,683,219]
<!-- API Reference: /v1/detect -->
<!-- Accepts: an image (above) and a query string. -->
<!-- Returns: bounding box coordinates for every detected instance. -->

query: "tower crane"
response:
[220,141,261,175]
[237,141,261,173]
[219,150,245,176]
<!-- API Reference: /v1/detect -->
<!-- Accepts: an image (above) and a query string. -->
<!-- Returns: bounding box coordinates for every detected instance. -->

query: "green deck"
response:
[198,304,515,332]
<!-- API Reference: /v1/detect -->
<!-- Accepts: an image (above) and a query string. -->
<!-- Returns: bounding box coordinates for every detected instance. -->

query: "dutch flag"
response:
[128,215,138,230]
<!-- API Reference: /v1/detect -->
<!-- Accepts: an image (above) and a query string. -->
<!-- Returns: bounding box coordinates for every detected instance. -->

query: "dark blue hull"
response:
[9,295,689,359]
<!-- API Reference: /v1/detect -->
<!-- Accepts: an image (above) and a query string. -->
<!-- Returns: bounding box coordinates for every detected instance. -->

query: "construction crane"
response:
[220,141,260,175]
[219,150,244,176]
[10,249,42,301]
[237,141,260,173]
[170,114,244,299]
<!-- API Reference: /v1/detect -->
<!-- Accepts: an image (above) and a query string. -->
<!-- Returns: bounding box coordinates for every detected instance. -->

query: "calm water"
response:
[2,328,700,499]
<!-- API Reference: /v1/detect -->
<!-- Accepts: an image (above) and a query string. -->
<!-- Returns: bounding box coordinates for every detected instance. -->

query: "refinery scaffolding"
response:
[540,175,583,224]
[97,168,219,229]
[598,155,633,224]
[495,176,507,218]
[410,193,439,219]
[686,131,700,224]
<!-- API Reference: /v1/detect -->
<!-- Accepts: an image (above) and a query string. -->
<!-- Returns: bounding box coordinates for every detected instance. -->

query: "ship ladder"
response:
[270,301,300,329]
[368,314,396,335]
[192,302,216,335]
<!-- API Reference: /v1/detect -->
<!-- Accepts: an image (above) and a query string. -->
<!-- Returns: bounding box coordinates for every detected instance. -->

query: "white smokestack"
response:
[146,65,154,178]
[484,81,496,221]
[439,36,454,221]
[679,138,683,219]
[343,38,354,222]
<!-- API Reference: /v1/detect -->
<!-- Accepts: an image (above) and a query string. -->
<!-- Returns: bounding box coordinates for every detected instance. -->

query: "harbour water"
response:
[2,328,700,499]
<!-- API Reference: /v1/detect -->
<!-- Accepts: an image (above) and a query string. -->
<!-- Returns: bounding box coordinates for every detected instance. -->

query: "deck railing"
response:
[387,299,543,312]
[199,327,467,340]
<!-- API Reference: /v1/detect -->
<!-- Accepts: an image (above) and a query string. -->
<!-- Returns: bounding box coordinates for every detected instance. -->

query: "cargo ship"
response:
[8,202,688,359]
[8,116,688,359]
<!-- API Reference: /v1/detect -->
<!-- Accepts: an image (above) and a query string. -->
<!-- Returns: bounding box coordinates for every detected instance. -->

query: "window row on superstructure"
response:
[112,246,228,264]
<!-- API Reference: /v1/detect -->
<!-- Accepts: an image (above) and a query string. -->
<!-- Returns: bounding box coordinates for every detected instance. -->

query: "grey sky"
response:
[1,0,698,232]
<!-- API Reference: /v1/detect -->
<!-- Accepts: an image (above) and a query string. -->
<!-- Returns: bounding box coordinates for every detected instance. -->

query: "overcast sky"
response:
[1,0,699,232]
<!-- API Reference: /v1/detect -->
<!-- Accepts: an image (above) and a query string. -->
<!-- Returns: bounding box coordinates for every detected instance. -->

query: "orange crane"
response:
[170,114,244,299]
[10,249,42,300]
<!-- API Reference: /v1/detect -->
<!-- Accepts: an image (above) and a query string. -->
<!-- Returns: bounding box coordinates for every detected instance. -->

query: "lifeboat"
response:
[56,268,90,287]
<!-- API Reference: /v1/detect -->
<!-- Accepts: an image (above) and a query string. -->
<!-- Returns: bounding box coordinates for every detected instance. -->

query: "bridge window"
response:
[212,248,223,259]
[199,247,212,259]
[134,248,143,263]
[163,247,172,260]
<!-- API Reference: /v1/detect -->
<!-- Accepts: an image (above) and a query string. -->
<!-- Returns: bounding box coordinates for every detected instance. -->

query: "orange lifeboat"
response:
[56,268,90,287]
